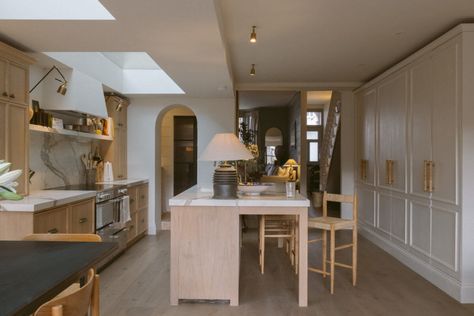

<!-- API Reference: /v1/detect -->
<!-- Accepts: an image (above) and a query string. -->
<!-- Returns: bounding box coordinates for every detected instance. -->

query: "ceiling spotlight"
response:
[250,64,256,76]
[250,26,257,43]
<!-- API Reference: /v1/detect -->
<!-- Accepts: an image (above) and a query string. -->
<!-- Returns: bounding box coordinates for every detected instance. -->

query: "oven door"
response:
[96,199,119,231]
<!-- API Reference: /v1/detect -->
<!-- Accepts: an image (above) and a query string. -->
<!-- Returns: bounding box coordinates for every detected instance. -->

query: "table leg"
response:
[298,210,308,307]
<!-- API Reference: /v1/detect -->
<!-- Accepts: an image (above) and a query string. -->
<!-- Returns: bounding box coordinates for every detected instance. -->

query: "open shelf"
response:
[29,124,113,141]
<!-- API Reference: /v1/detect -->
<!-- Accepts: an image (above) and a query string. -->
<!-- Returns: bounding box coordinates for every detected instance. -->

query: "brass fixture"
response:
[250,64,256,76]
[250,26,257,43]
[104,92,129,112]
[29,65,68,96]
[360,159,368,181]
[423,160,434,192]
[386,160,394,185]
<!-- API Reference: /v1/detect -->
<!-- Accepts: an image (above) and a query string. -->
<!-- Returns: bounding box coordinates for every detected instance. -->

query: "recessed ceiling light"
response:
[0,0,115,20]
[250,64,256,76]
[250,26,257,43]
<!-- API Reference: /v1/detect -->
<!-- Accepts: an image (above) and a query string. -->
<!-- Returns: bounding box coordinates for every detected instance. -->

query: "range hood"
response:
[39,67,108,118]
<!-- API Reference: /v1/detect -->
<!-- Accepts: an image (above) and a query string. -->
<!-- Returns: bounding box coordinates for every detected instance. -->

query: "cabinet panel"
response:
[431,42,459,205]
[0,102,5,160]
[8,62,27,105]
[0,59,6,100]
[7,103,27,195]
[69,199,94,233]
[138,184,148,209]
[410,202,430,256]
[391,196,407,244]
[137,208,147,235]
[360,89,376,185]
[127,212,138,242]
[431,207,457,270]
[128,185,138,213]
[410,58,433,197]
[358,187,375,227]
[377,193,391,235]
[34,207,68,234]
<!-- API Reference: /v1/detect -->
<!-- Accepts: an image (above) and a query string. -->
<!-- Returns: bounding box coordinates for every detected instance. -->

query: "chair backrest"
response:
[34,268,96,316]
[23,234,102,242]
[322,191,358,221]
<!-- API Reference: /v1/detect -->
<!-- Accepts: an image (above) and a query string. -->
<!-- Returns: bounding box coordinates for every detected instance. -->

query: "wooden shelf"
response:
[29,124,113,141]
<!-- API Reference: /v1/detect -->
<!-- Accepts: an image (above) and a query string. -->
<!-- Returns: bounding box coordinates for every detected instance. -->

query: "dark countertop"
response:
[0,241,117,316]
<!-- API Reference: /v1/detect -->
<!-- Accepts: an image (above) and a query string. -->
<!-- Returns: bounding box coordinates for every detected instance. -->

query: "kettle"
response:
[103,161,114,182]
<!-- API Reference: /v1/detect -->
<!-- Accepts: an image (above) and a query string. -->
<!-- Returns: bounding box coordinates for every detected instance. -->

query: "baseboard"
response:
[360,227,467,302]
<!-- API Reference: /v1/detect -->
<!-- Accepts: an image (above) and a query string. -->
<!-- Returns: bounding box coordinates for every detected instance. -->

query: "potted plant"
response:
[0,160,23,200]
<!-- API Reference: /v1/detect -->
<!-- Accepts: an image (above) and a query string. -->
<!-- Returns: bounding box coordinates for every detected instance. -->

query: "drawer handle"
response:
[141,195,145,199]
[9,93,15,99]
[79,217,88,224]
[423,160,434,192]
[130,225,134,229]
[48,228,58,234]
[141,219,145,223]
[2,92,7,97]
[130,198,135,203]
[386,160,394,185]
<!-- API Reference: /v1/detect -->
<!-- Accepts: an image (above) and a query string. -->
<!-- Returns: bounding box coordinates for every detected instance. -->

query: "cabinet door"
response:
[69,199,95,233]
[431,41,459,205]
[8,62,28,105]
[361,89,376,185]
[377,72,408,192]
[7,103,28,195]
[138,183,148,209]
[128,185,138,213]
[358,187,376,227]
[117,126,127,179]
[137,208,147,235]
[377,192,391,235]
[0,102,5,160]
[127,212,138,242]
[34,207,68,234]
[410,57,433,198]
[0,59,7,100]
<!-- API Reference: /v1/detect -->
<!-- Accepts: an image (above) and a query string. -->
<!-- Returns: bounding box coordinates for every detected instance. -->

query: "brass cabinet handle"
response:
[386,160,394,185]
[9,93,15,99]
[48,228,58,234]
[79,217,88,224]
[360,159,368,181]
[130,198,135,203]
[2,92,7,97]
[423,160,434,192]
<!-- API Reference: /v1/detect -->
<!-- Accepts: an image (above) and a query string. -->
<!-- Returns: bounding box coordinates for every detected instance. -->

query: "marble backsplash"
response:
[29,131,98,191]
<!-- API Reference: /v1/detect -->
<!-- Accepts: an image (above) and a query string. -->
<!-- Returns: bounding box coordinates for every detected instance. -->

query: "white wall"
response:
[340,91,355,219]
[127,96,235,234]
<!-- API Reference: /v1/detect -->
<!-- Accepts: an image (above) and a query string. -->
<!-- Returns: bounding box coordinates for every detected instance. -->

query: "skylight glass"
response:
[0,0,115,20]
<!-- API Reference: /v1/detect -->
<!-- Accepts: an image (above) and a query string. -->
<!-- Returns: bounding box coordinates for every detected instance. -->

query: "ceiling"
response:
[0,0,473,97]
[218,0,474,86]
[239,90,297,109]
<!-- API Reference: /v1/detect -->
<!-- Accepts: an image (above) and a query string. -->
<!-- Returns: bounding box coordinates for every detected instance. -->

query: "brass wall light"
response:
[29,65,68,95]
[250,64,256,76]
[250,26,257,43]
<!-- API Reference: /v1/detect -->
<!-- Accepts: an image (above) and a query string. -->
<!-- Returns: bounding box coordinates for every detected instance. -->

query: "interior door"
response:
[174,116,197,195]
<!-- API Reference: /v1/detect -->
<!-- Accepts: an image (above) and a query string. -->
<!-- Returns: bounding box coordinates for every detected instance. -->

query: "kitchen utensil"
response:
[103,161,114,182]
[81,154,89,169]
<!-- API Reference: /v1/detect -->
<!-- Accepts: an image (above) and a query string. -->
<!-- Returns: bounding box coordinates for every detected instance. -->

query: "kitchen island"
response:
[169,186,310,307]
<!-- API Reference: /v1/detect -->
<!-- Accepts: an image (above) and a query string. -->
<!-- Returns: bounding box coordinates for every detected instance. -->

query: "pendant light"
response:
[250,64,256,76]
[250,26,257,43]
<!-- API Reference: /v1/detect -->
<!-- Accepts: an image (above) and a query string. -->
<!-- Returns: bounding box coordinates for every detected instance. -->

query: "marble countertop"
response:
[96,178,148,187]
[169,186,310,207]
[0,190,96,212]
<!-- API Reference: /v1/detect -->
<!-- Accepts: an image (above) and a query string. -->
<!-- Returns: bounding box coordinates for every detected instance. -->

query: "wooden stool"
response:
[308,192,358,294]
[258,215,298,274]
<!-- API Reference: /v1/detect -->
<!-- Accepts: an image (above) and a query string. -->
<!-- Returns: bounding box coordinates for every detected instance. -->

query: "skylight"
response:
[0,0,115,20]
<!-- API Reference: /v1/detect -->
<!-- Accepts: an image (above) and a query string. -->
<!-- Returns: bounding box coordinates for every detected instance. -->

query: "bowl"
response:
[238,183,272,195]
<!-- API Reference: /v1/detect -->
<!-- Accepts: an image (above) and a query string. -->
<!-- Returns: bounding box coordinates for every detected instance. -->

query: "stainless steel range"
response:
[49,183,129,267]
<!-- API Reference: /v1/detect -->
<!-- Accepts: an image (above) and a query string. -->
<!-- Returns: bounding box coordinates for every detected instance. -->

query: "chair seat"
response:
[308,216,355,230]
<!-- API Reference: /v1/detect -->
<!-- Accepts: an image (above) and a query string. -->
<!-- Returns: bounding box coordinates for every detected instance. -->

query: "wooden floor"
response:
[100,228,474,316]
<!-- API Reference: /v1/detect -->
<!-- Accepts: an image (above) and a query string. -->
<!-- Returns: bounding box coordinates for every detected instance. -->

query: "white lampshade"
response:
[200,133,254,161]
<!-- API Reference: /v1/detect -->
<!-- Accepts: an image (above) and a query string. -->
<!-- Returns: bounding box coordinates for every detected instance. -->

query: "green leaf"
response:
[0,190,23,201]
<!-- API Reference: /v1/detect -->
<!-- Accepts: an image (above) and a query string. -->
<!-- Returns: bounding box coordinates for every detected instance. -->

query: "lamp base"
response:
[213,183,237,199]
[212,164,238,199]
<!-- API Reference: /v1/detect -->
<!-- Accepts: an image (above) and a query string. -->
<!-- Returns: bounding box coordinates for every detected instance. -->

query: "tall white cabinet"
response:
[355,24,474,302]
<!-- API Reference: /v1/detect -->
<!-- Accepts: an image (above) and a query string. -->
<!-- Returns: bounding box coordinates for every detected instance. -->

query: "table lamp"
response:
[200,133,253,199]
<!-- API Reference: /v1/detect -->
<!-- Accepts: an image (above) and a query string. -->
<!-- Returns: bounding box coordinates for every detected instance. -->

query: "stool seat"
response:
[308,216,355,230]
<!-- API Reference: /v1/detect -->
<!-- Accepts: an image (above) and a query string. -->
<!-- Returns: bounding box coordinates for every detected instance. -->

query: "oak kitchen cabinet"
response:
[126,182,148,244]
[0,198,95,240]
[355,24,474,302]
[0,42,35,196]
[101,94,129,180]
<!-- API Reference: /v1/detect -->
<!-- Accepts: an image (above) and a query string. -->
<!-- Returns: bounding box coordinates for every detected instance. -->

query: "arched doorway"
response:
[155,105,197,229]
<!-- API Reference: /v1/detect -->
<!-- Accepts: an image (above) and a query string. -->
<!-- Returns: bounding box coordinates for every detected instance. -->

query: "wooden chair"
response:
[34,268,99,316]
[258,215,298,274]
[24,234,102,316]
[308,192,358,294]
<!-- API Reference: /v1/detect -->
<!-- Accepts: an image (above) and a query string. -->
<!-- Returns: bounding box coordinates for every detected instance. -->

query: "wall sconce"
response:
[29,65,68,95]
[250,26,257,43]
[250,64,256,76]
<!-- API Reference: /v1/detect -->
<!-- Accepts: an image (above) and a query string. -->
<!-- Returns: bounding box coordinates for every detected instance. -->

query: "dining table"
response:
[0,240,117,316]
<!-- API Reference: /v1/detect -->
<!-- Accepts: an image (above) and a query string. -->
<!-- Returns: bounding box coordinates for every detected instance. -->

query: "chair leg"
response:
[352,226,358,287]
[330,227,335,294]
[52,305,63,316]
[259,215,265,274]
[91,274,100,316]
[294,218,299,275]
[322,230,327,278]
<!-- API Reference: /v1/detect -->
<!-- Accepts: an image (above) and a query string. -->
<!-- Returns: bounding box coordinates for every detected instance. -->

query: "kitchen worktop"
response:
[0,190,96,212]
[96,178,148,187]
[169,186,310,207]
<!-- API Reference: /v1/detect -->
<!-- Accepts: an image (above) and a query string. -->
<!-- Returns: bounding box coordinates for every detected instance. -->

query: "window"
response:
[307,111,322,126]
[306,131,319,140]
[309,142,319,162]
[306,109,324,164]
[266,146,276,165]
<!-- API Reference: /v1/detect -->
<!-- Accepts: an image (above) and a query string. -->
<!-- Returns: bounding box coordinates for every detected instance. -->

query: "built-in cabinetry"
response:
[355,24,474,302]
[101,94,129,180]
[0,42,35,195]
[0,198,95,240]
[126,183,148,244]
